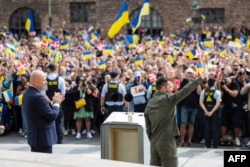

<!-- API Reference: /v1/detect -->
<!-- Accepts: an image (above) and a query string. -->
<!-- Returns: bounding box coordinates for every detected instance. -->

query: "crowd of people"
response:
[0,18,250,153]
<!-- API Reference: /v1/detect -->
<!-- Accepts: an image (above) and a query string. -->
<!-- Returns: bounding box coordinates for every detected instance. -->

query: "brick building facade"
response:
[0,0,250,36]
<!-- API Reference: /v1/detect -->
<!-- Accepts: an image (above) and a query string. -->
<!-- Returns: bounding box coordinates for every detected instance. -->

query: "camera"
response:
[220,80,225,86]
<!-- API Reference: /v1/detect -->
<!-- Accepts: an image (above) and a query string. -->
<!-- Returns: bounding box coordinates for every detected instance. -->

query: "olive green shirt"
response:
[144,78,202,143]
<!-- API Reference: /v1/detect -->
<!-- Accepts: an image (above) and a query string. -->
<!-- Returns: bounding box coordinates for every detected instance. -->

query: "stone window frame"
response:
[9,8,41,38]
[200,8,225,24]
[70,2,96,23]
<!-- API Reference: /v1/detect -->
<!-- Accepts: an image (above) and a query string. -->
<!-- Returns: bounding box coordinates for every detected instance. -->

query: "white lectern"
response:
[101,112,150,165]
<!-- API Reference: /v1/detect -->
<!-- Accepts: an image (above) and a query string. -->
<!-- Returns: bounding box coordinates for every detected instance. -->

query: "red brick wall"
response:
[0,0,249,35]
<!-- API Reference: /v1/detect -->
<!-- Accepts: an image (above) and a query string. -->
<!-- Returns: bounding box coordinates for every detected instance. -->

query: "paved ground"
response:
[0,131,250,166]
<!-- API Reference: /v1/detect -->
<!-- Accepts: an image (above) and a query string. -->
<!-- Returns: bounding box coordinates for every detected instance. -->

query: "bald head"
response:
[30,70,47,91]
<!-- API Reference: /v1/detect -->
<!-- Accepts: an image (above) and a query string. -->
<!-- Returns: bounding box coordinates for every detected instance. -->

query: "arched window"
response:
[128,8,163,36]
[9,8,41,38]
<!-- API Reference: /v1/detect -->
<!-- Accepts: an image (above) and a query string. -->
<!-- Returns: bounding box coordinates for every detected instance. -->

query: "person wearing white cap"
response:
[126,70,147,112]
[178,67,202,147]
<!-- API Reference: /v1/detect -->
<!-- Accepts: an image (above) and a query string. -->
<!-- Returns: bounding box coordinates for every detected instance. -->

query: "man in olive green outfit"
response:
[144,76,202,167]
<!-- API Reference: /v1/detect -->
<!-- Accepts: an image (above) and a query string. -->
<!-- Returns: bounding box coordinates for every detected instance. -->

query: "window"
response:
[70,2,96,23]
[128,8,163,36]
[200,8,225,24]
[9,8,41,38]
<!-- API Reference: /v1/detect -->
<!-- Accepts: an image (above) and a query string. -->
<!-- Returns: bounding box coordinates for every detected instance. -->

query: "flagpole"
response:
[48,0,52,26]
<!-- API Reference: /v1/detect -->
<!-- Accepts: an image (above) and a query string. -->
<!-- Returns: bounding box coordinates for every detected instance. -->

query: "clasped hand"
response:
[52,92,62,105]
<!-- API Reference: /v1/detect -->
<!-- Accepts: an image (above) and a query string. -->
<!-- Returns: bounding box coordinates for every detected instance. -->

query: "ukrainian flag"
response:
[170,32,176,38]
[5,47,16,57]
[25,10,35,32]
[91,31,100,40]
[196,64,204,73]
[64,33,71,41]
[125,35,138,48]
[220,48,227,57]
[108,0,130,38]
[131,0,150,33]
[15,95,23,106]
[167,52,175,64]
[99,60,107,69]
[186,49,196,60]
[53,51,61,65]
[226,33,232,40]
[82,51,92,60]
[3,89,13,102]
[134,55,142,66]
[145,37,153,46]
[59,41,69,50]
[0,103,3,112]
[158,36,165,45]
[103,46,113,55]
[49,46,56,55]
[12,37,20,45]
[203,38,213,48]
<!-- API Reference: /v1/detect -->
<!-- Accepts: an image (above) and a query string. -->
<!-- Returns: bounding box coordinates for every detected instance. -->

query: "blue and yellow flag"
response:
[53,51,61,65]
[15,95,23,106]
[82,51,92,60]
[226,33,232,40]
[3,89,13,102]
[170,32,176,38]
[49,46,56,55]
[167,52,175,64]
[103,46,114,55]
[59,41,69,50]
[25,10,35,32]
[220,48,227,57]
[0,103,3,112]
[108,0,130,38]
[203,38,213,48]
[134,55,142,66]
[145,37,153,46]
[125,35,139,48]
[91,31,100,40]
[158,36,165,45]
[64,33,71,41]
[98,60,107,69]
[131,0,150,33]
[186,49,196,60]
[196,64,204,73]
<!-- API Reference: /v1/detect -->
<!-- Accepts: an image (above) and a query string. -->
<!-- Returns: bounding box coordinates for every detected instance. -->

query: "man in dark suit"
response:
[23,70,62,153]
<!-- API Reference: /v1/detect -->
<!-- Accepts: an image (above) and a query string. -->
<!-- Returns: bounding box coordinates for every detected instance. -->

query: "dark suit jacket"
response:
[23,86,59,147]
